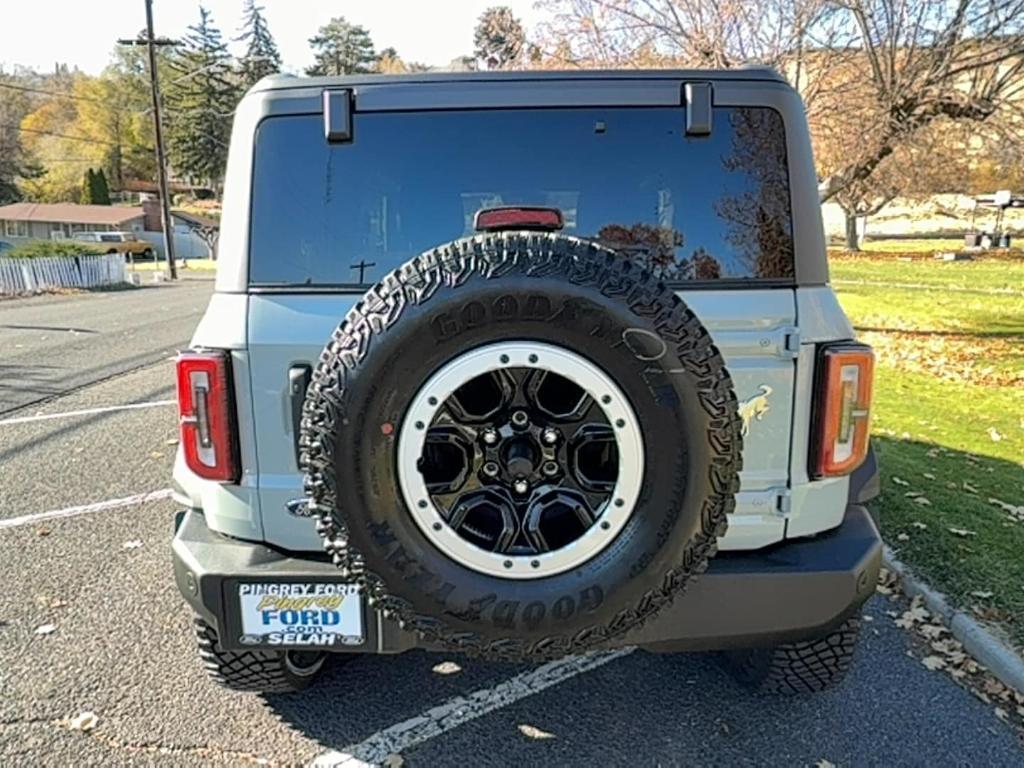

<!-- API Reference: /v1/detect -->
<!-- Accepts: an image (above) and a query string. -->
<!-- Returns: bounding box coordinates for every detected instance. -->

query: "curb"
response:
[883,546,1024,695]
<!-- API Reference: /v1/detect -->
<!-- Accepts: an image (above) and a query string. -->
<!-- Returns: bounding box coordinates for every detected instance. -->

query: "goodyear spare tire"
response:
[300,232,742,660]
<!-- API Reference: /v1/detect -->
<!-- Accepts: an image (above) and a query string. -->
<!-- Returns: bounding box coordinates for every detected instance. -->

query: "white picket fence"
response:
[0,253,127,295]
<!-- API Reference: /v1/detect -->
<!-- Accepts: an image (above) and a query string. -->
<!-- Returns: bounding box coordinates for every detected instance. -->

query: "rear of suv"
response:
[172,69,881,694]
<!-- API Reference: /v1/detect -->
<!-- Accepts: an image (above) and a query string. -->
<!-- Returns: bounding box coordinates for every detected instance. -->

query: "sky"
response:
[0,0,544,75]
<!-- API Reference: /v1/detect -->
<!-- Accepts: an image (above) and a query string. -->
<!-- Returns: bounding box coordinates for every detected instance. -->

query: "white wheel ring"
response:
[396,341,645,580]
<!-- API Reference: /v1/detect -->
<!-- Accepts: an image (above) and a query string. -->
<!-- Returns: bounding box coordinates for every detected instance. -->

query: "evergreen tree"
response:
[164,6,240,190]
[474,7,525,70]
[92,168,111,204]
[80,168,95,204]
[306,17,376,76]
[237,0,281,90]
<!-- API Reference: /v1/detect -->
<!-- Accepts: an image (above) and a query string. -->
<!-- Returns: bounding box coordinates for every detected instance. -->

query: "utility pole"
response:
[119,0,177,280]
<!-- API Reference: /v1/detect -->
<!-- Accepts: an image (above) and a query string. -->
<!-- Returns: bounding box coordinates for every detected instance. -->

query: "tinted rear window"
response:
[249,106,794,286]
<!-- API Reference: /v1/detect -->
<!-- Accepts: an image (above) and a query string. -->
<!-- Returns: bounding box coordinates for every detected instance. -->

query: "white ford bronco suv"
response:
[172,69,881,695]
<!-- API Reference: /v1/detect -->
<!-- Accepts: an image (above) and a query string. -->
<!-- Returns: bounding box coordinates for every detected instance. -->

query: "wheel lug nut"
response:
[482,461,499,478]
[511,410,529,429]
[541,428,559,445]
[482,428,499,445]
[513,478,529,495]
[542,461,559,477]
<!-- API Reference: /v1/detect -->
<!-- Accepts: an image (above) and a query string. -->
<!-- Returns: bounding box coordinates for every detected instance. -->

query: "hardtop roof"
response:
[249,67,787,95]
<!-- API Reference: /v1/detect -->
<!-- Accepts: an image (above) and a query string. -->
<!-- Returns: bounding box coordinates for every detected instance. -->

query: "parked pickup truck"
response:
[73,231,155,259]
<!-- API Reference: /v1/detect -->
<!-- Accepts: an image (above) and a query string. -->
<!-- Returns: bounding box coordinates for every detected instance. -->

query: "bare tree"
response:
[535,1,842,74]
[536,0,1024,230]
[816,0,1024,207]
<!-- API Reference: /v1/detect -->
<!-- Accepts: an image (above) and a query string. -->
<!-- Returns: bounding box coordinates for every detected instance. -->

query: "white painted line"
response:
[311,647,635,768]
[0,489,174,530]
[0,400,176,427]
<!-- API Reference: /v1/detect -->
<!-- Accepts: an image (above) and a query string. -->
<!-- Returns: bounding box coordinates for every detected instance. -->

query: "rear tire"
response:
[720,613,862,694]
[193,616,326,693]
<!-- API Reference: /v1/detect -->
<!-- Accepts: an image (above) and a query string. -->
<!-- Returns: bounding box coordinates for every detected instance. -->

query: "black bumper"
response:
[173,505,881,654]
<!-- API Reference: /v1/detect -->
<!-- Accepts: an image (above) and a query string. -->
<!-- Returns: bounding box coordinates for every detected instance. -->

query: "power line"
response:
[0,123,154,152]
[0,123,117,146]
[0,81,143,116]
[35,158,104,163]
[0,81,107,104]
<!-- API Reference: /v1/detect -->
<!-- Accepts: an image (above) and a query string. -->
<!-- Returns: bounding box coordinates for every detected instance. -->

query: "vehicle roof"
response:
[250,67,787,94]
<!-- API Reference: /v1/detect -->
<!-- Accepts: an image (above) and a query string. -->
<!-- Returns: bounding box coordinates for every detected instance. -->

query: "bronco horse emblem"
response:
[738,385,773,436]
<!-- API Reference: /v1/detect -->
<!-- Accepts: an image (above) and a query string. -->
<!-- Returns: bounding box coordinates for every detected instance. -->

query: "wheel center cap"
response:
[502,436,538,477]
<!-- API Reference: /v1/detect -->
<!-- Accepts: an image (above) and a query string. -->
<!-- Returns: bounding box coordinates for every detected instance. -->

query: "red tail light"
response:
[474,206,564,232]
[811,343,874,478]
[176,350,239,482]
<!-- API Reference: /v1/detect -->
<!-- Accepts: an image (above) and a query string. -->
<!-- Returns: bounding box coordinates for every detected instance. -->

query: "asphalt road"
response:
[0,277,211,415]
[0,280,1021,766]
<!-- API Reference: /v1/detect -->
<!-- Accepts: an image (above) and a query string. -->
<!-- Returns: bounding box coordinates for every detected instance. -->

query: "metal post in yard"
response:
[120,0,177,280]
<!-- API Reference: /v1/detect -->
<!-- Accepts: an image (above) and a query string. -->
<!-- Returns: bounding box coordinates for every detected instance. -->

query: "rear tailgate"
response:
[246,288,799,551]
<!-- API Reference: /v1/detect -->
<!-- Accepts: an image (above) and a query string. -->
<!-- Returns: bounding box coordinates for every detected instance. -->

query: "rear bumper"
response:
[173,504,881,654]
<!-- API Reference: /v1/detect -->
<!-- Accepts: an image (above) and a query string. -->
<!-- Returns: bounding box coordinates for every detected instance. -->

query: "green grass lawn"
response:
[834,254,1024,646]
[128,258,217,272]
[846,237,967,253]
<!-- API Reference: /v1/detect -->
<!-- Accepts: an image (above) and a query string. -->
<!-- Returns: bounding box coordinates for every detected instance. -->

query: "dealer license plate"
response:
[237,582,363,647]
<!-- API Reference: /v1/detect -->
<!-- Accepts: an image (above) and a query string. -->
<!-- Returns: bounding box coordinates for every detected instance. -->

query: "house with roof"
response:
[0,203,146,242]
[0,201,218,259]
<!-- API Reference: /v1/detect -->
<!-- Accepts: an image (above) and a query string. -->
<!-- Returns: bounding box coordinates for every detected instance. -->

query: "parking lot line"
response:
[0,400,177,427]
[0,489,174,530]
[311,647,635,767]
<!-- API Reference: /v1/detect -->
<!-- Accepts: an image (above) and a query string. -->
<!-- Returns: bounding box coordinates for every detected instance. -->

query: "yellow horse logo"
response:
[738,385,773,437]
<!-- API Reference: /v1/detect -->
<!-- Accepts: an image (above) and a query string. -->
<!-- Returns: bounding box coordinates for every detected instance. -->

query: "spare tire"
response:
[300,232,742,660]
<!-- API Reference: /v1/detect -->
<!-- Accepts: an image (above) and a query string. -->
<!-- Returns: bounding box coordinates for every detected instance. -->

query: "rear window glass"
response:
[249,106,794,286]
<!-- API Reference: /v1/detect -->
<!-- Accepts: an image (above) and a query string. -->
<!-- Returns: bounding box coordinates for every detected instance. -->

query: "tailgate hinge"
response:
[775,489,792,516]
[782,327,801,358]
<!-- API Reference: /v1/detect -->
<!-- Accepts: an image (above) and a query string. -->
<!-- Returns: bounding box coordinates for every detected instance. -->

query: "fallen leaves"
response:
[989,498,1024,524]
[885,576,1024,735]
[970,591,994,599]
[892,476,910,487]
[876,567,899,595]
[987,427,1004,442]
[947,527,977,538]
[431,661,461,675]
[518,724,556,740]
[68,712,98,732]
[857,329,1024,388]
[912,496,932,506]
[895,600,931,629]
